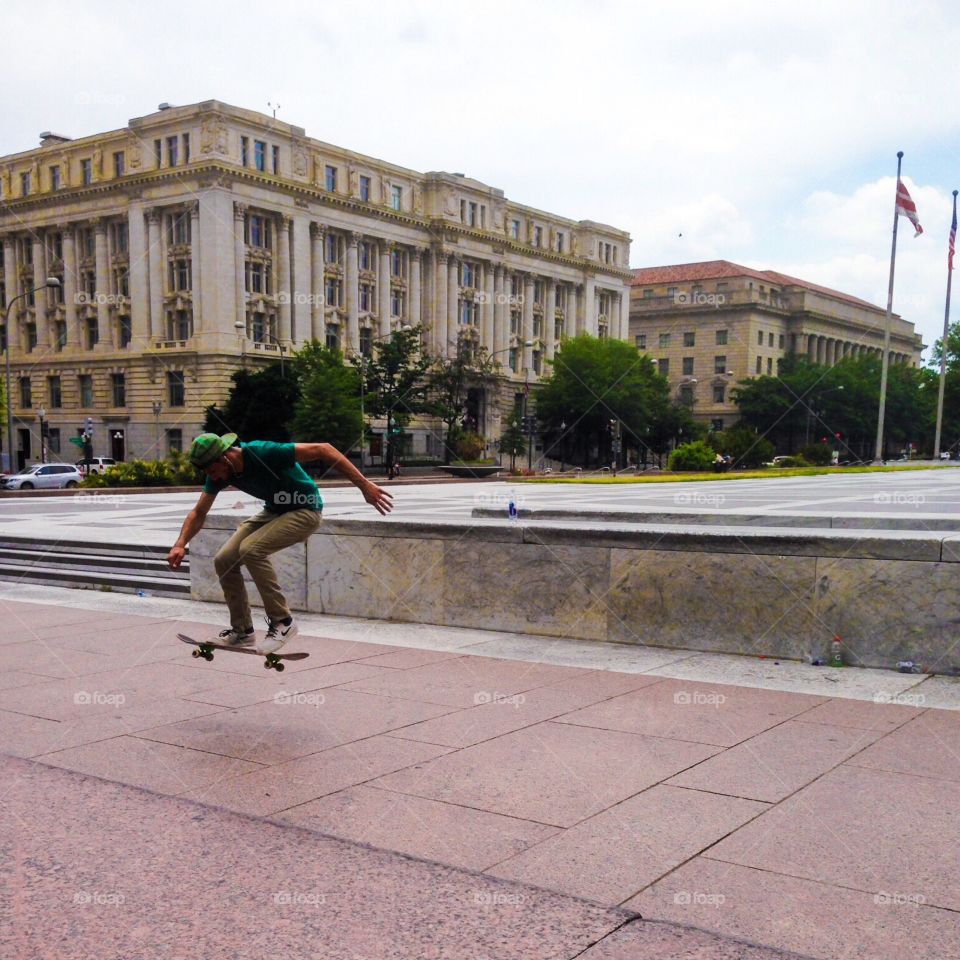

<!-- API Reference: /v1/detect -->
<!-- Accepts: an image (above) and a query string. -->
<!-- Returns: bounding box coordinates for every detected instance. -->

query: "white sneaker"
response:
[257,616,298,654]
[215,626,255,647]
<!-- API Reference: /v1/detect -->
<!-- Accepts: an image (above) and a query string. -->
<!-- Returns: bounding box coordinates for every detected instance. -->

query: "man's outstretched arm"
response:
[167,491,217,568]
[295,442,394,516]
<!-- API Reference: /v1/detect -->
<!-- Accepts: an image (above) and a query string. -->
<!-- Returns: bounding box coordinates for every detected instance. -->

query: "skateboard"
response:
[178,633,309,672]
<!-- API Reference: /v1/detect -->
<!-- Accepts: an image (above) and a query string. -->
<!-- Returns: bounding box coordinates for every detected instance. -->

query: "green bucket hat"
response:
[188,432,238,468]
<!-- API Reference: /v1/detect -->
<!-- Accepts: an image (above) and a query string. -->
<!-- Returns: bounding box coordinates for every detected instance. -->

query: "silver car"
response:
[1,463,83,490]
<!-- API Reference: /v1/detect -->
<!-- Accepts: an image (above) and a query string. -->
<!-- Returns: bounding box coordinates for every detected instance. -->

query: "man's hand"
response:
[167,546,186,570]
[361,481,394,516]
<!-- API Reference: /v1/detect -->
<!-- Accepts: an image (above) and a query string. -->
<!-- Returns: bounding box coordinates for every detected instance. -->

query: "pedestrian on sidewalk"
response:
[167,433,393,653]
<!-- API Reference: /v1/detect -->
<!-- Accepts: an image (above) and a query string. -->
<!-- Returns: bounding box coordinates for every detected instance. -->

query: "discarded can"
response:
[811,658,827,666]
[897,660,916,673]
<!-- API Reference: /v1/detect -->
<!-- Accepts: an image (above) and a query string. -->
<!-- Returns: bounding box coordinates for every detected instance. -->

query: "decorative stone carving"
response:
[293,145,308,177]
[443,189,458,216]
[349,167,360,196]
[126,138,141,170]
[412,184,423,214]
[233,201,247,220]
[92,148,103,177]
[200,116,228,155]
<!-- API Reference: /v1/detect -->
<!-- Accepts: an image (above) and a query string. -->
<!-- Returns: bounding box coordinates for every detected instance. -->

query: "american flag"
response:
[949,200,957,272]
[896,179,924,237]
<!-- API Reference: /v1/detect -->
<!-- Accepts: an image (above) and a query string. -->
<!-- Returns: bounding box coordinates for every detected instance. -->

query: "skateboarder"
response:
[167,433,393,654]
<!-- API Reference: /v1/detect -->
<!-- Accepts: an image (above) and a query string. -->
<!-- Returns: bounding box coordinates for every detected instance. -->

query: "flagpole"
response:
[874,152,903,462]
[934,188,958,459]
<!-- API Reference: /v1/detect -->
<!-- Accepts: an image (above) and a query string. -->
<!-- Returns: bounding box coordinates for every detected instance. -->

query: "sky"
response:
[2,0,959,358]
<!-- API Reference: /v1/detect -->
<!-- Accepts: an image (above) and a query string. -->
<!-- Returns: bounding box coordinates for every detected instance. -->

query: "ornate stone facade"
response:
[0,100,632,466]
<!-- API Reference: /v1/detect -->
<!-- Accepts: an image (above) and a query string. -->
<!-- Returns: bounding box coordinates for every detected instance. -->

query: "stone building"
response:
[629,260,925,431]
[0,100,632,468]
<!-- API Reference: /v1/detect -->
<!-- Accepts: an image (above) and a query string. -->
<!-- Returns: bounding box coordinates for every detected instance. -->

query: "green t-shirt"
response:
[203,441,322,513]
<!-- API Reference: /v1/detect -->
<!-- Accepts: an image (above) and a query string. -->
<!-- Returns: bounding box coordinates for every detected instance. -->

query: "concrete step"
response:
[0,561,190,597]
[0,546,188,576]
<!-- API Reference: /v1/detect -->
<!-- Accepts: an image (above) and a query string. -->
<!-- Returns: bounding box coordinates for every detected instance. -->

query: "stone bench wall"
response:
[192,515,960,673]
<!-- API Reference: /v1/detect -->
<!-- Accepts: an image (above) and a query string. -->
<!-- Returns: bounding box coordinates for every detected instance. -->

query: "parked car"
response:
[76,457,116,476]
[0,463,83,490]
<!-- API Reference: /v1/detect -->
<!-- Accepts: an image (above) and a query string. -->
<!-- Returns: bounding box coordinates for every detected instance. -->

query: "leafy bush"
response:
[775,455,809,468]
[799,443,833,466]
[453,430,485,461]
[167,450,204,485]
[668,441,717,471]
[82,459,175,488]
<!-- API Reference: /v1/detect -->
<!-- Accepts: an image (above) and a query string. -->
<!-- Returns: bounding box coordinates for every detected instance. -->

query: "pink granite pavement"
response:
[2,597,958,959]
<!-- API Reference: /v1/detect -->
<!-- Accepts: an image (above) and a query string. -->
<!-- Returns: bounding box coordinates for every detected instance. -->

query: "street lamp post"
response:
[152,401,162,458]
[234,321,285,377]
[38,406,47,464]
[4,278,60,473]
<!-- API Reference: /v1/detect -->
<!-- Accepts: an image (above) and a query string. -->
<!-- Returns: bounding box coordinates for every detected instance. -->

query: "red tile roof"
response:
[631,260,882,312]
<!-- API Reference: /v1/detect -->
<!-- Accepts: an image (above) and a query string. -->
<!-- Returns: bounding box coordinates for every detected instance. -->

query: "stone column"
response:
[493,265,506,355]
[447,256,459,356]
[290,214,311,346]
[3,237,19,307]
[345,232,360,354]
[147,209,163,341]
[434,253,448,354]
[545,279,557,360]
[566,283,578,338]
[583,277,596,336]
[189,201,201,333]
[233,203,247,334]
[482,262,495,351]
[310,223,325,342]
[522,274,535,371]
[61,227,80,348]
[93,220,110,349]
[277,215,292,345]
[30,233,49,350]
[379,242,392,337]
[409,249,422,329]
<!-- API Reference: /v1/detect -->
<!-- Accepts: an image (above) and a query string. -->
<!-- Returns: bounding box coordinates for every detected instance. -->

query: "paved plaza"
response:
[2,583,958,958]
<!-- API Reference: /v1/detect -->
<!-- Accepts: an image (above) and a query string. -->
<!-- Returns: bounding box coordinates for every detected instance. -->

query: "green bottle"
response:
[829,636,843,668]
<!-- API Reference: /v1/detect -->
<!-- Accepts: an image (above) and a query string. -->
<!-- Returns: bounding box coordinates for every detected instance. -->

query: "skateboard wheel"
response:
[192,649,200,658]
[205,653,214,662]
[275,662,285,672]
[263,659,271,669]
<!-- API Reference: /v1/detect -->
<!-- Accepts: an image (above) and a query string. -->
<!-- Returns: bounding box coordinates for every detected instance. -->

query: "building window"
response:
[167,309,191,340]
[79,374,93,407]
[248,215,271,249]
[756,355,762,374]
[715,356,727,375]
[167,136,178,167]
[682,357,694,376]
[679,384,694,405]
[359,241,373,271]
[50,165,61,190]
[391,185,402,210]
[169,259,191,292]
[683,331,695,347]
[556,232,564,253]
[170,211,191,246]
[510,219,520,239]
[119,316,132,347]
[254,140,266,171]
[767,356,773,375]
[325,326,340,351]
[325,277,342,308]
[460,300,478,326]
[461,261,477,288]
[533,226,543,247]
[658,358,669,376]
[240,136,249,166]
[21,171,31,196]
[325,233,341,264]
[510,309,520,334]
[758,330,764,345]
[48,376,62,408]
[711,418,724,431]
[114,222,128,253]
[48,428,60,455]
[55,321,67,351]
[713,385,725,404]
[768,332,774,347]
[154,139,162,166]
[533,350,542,374]
[508,347,517,372]
[85,318,98,350]
[19,377,32,408]
[716,329,728,345]
[182,133,190,163]
[658,332,671,348]
[390,249,403,277]
[359,175,371,201]
[167,429,183,454]
[113,151,125,177]
[325,165,337,192]
[111,373,126,407]
[643,289,654,299]
[167,371,185,407]
[635,334,646,350]
[391,290,403,317]
[359,327,372,357]
[26,323,37,352]
[779,334,785,349]
[271,144,279,174]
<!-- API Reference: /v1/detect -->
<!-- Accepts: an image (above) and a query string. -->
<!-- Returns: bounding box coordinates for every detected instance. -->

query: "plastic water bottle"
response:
[507,491,518,522]
[829,636,843,668]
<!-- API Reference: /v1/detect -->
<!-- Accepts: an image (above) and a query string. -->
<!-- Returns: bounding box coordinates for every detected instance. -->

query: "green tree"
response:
[536,334,673,467]
[353,325,432,472]
[709,423,775,468]
[498,407,527,471]
[203,362,299,442]
[290,341,363,455]
[668,441,716,471]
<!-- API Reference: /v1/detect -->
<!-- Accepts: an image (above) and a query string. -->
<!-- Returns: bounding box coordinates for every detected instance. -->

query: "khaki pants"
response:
[213,508,321,630]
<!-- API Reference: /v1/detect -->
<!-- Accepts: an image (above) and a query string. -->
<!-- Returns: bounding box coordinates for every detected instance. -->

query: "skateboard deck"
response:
[178,633,309,672]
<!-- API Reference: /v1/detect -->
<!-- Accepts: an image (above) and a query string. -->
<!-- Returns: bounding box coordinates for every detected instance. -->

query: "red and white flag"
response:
[896,179,924,237]
[949,201,957,272]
